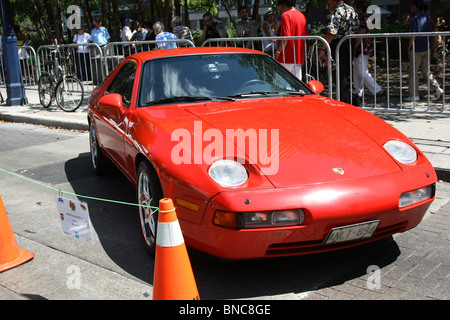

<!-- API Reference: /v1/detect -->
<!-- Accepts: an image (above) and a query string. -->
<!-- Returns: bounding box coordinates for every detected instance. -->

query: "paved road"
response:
[0,122,449,301]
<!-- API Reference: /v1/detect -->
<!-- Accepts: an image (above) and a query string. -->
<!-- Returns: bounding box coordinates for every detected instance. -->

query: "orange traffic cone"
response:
[0,195,34,273]
[152,198,200,300]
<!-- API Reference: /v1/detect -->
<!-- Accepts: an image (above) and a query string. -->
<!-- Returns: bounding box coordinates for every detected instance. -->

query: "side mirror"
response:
[307,80,325,94]
[98,93,125,119]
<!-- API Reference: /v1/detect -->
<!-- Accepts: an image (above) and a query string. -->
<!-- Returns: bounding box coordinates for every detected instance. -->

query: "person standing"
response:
[275,0,309,80]
[318,0,358,103]
[262,10,276,55]
[171,16,193,47]
[131,21,149,52]
[199,12,228,46]
[90,18,111,48]
[405,0,443,102]
[235,6,259,48]
[122,18,135,56]
[73,26,91,81]
[352,0,383,105]
[153,21,179,49]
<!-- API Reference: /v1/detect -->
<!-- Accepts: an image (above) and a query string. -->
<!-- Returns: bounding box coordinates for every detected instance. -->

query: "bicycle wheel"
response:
[55,76,84,112]
[38,73,53,108]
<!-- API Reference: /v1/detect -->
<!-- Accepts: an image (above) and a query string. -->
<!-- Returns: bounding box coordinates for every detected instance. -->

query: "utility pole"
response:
[1,0,28,105]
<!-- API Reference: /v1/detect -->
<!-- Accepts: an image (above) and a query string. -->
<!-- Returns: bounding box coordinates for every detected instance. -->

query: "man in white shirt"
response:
[122,18,135,56]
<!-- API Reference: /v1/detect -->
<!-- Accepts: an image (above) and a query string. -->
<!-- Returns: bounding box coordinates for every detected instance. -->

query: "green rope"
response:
[0,167,159,213]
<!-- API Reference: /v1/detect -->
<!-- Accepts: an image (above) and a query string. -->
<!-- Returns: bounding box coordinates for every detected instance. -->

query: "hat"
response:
[265,10,275,16]
[124,18,133,23]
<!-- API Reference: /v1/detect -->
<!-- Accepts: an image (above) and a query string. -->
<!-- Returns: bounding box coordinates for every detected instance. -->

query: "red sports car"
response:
[88,47,436,259]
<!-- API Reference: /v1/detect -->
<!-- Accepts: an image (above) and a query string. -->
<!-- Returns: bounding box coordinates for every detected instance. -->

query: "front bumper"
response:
[181,164,436,259]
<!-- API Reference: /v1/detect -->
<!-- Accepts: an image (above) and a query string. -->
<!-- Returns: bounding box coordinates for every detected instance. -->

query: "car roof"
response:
[128,47,267,63]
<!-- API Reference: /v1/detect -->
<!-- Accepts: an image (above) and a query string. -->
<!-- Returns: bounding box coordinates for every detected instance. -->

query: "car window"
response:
[106,62,137,108]
[139,53,312,107]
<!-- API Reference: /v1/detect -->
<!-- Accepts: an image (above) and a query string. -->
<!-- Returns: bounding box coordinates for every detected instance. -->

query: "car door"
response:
[95,61,137,173]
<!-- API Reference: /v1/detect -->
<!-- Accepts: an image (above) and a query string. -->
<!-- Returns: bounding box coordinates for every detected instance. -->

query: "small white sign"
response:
[57,196,93,245]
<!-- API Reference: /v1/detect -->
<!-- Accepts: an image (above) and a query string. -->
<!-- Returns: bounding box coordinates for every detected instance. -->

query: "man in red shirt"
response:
[275,0,309,80]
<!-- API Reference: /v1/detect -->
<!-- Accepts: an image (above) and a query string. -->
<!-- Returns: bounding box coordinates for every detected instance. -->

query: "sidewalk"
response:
[1,88,449,181]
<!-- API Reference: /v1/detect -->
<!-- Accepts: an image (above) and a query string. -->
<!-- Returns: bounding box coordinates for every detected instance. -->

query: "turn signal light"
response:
[213,211,237,228]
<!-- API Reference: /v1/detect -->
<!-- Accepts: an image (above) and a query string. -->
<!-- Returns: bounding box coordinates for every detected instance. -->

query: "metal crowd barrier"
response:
[336,31,450,113]
[37,43,104,93]
[1,34,448,113]
[104,39,194,74]
[0,39,195,96]
[0,45,39,88]
[202,36,333,98]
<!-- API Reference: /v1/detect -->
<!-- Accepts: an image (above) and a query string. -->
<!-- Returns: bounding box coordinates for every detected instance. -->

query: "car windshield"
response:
[139,53,313,107]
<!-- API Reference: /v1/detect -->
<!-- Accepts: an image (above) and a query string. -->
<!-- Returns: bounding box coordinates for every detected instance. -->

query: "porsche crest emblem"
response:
[332,168,344,175]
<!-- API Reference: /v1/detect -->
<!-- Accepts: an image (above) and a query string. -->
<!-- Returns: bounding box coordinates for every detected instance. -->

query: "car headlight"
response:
[243,209,305,228]
[208,160,248,187]
[383,140,417,164]
[213,209,305,229]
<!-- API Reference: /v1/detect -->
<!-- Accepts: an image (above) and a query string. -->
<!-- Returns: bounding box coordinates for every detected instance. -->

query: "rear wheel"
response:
[137,161,163,256]
[38,73,53,108]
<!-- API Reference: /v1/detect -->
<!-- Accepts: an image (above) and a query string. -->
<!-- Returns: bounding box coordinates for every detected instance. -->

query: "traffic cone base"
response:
[153,246,200,300]
[152,198,200,300]
[0,246,34,273]
[0,195,34,273]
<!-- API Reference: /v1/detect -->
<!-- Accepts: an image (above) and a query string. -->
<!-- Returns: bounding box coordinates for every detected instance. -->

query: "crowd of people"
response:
[3,0,443,105]
[78,0,439,105]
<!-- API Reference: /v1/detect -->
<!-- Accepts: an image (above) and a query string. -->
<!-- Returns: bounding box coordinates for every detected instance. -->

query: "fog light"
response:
[399,185,434,208]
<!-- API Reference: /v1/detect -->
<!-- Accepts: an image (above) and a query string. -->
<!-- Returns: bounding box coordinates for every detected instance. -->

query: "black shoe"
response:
[352,94,362,106]
[376,89,384,103]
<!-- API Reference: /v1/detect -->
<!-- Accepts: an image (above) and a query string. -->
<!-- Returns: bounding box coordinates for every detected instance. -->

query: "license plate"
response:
[323,220,380,245]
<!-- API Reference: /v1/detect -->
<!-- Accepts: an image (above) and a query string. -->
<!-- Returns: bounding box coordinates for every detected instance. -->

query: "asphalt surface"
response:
[0,88,449,302]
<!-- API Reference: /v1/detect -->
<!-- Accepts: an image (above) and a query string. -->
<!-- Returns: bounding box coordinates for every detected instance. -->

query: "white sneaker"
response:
[404,96,419,102]
[435,87,443,100]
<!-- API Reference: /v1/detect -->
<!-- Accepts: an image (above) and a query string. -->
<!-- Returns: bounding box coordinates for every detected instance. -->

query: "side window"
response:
[106,62,137,108]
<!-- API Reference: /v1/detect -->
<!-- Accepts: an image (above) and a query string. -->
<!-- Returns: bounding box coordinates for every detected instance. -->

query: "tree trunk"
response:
[49,0,63,44]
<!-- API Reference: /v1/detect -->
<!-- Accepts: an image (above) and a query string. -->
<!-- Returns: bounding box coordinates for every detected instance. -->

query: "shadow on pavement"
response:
[64,153,402,300]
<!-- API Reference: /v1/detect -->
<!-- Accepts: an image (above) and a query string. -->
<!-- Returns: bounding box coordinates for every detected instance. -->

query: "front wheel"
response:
[89,122,110,176]
[137,161,163,256]
[38,73,53,108]
[56,76,84,112]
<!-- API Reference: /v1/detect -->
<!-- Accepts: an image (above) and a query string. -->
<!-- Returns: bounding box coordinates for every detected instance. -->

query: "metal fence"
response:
[0,45,40,88]
[1,39,195,96]
[1,33,449,113]
[336,31,450,113]
[203,35,334,98]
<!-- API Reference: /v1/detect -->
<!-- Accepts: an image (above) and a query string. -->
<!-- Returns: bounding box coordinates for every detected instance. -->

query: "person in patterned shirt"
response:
[352,0,383,105]
[318,0,358,104]
[171,16,193,47]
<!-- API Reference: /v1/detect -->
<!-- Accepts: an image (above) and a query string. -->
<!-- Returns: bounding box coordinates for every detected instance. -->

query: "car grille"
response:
[264,222,407,257]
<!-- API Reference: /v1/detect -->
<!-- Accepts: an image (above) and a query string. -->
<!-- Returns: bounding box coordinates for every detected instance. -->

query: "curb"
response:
[0,111,88,131]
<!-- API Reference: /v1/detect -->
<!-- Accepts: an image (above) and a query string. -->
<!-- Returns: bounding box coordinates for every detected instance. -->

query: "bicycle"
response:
[38,48,84,112]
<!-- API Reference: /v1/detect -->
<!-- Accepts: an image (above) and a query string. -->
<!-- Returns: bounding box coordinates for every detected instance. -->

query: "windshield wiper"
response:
[227,91,279,98]
[145,95,235,106]
[286,91,306,97]
[146,96,212,106]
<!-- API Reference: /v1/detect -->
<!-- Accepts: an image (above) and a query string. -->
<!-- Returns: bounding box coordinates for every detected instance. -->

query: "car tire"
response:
[89,122,110,176]
[137,161,163,256]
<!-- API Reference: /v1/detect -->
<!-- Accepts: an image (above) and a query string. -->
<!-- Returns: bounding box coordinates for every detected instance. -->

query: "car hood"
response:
[181,96,402,187]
